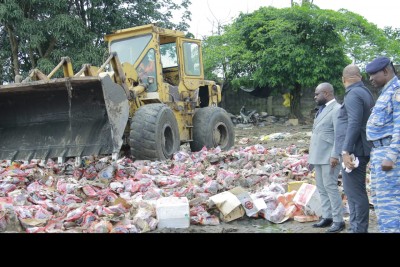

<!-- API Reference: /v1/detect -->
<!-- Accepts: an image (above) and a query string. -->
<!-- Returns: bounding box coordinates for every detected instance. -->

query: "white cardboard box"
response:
[293,183,322,217]
[156,197,190,229]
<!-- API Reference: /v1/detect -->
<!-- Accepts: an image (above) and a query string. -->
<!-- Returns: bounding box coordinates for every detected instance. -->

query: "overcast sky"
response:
[187,0,400,38]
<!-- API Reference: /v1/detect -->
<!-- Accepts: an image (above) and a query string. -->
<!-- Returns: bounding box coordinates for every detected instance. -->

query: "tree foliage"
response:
[0,0,191,83]
[203,3,398,120]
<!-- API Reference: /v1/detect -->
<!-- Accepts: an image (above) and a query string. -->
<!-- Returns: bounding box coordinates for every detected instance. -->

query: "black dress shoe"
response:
[326,221,345,233]
[312,218,333,228]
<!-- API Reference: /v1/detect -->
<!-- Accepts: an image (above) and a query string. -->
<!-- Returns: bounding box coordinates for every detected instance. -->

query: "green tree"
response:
[0,0,191,83]
[383,26,400,62]
[332,8,393,65]
[216,5,350,120]
[203,4,398,120]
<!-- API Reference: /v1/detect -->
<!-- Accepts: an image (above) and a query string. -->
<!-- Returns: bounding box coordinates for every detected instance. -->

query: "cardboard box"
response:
[156,197,190,229]
[209,191,245,222]
[209,186,261,222]
[293,183,322,217]
[230,187,260,217]
[287,181,306,192]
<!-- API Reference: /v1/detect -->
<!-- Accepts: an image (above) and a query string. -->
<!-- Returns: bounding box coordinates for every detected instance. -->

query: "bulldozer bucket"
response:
[0,75,129,161]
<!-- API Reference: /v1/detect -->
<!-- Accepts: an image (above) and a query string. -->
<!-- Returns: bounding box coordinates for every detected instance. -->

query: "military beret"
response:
[366,56,391,74]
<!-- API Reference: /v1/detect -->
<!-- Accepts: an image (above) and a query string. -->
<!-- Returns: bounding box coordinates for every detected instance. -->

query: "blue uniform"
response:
[366,76,400,233]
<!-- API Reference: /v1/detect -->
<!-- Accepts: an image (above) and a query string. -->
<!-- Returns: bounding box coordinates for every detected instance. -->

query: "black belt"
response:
[372,136,392,148]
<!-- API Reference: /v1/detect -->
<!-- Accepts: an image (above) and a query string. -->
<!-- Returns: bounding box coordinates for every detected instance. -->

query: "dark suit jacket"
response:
[335,81,375,157]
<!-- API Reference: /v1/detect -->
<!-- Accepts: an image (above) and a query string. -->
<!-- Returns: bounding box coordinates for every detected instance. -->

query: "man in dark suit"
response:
[335,64,375,233]
[308,82,344,233]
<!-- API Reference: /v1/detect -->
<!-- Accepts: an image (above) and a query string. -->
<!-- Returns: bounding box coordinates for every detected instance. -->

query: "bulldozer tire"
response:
[130,104,180,160]
[190,107,235,152]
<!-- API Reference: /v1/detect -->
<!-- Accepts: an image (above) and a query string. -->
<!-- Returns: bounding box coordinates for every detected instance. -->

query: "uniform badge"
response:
[395,89,400,102]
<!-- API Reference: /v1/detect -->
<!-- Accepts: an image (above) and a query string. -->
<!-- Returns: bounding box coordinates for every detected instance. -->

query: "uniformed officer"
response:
[366,56,400,233]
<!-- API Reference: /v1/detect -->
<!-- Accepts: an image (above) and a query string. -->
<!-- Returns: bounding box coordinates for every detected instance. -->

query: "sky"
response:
[187,0,400,38]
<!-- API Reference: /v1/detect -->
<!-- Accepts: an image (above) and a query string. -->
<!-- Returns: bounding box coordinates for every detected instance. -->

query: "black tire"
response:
[130,104,180,160]
[190,107,235,152]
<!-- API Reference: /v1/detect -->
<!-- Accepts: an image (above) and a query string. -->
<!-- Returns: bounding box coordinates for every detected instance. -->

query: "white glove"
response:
[342,154,359,173]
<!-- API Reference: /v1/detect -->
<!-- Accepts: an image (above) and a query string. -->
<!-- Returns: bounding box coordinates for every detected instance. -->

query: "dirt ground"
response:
[154,120,379,233]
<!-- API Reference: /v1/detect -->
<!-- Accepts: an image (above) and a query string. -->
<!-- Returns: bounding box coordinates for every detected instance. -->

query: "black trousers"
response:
[342,156,370,233]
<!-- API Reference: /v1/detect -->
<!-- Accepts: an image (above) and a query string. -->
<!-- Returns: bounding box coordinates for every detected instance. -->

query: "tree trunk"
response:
[0,60,3,84]
[290,83,305,122]
[43,37,57,58]
[6,25,19,79]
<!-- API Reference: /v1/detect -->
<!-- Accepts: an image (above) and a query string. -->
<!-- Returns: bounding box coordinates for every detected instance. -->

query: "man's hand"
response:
[342,153,355,170]
[381,159,394,171]
[330,157,339,168]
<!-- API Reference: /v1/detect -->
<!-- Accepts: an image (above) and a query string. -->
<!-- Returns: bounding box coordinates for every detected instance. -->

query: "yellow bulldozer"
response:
[0,24,234,161]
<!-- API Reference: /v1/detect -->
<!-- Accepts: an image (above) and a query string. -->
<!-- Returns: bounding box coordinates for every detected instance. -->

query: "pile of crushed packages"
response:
[0,143,316,233]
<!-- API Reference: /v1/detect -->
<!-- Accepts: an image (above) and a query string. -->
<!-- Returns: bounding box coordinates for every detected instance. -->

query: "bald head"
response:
[342,64,362,87]
[316,82,334,95]
[314,82,335,106]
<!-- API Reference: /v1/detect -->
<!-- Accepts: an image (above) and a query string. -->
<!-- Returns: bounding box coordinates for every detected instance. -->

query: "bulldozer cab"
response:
[105,25,211,103]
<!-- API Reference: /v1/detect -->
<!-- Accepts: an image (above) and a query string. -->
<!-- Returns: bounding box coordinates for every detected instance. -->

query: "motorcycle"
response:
[231,105,260,125]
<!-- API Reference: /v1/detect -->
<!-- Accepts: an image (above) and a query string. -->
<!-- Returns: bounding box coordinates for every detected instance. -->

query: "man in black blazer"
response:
[335,64,375,233]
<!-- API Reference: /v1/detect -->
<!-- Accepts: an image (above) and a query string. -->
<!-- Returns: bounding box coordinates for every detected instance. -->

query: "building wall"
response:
[220,87,317,119]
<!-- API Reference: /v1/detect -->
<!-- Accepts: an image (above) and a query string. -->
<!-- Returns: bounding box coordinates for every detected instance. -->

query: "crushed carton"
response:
[230,187,260,217]
[209,191,244,222]
[293,183,321,217]
[209,186,260,222]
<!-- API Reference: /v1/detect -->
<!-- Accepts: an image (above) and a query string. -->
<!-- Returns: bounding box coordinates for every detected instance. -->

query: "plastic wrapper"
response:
[154,175,183,188]
[26,181,43,193]
[0,210,7,232]
[82,185,99,197]
[97,164,115,184]
[41,175,56,187]
[0,168,27,178]
[268,182,286,194]
[42,199,61,213]
[173,151,190,162]
[54,194,82,205]
[82,165,98,180]
[0,183,17,196]
[78,211,98,228]
[0,196,14,210]
[268,202,286,223]
[203,180,220,194]
[88,220,113,233]
[216,170,237,188]
[200,213,220,225]
[115,167,129,180]
[25,226,46,233]
[56,180,80,194]
[98,189,119,203]
[109,182,124,193]
[65,206,86,222]
[107,203,128,215]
